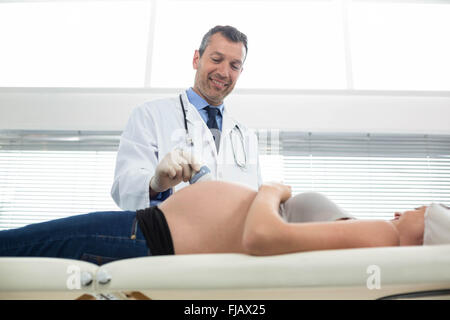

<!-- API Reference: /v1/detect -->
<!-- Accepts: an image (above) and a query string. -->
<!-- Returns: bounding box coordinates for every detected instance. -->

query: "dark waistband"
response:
[136,206,174,256]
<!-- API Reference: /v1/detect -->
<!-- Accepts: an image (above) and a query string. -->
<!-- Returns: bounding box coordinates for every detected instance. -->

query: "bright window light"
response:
[0,1,151,87]
[349,2,450,91]
[150,0,347,89]
[260,132,450,220]
[0,150,119,230]
[1,130,450,229]
[1,0,449,90]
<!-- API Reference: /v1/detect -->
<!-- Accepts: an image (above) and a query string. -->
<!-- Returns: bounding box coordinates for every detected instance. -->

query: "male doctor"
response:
[111,25,262,210]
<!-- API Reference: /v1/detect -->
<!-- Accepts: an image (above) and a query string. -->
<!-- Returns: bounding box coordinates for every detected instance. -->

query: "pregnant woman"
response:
[0,181,425,265]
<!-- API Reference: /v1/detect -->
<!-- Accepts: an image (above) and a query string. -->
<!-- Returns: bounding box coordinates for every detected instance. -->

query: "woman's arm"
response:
[391,207,426,246]
[243,183,401,256]
[241,183,293,255]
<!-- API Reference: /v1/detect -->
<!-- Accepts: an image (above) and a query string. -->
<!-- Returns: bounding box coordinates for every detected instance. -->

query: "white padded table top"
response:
[1,245,450,300]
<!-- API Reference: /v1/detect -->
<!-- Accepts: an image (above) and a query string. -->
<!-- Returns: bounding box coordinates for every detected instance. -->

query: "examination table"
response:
[1,244,449,300]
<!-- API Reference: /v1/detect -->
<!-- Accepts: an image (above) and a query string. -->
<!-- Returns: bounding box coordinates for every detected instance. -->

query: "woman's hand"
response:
[393,206,427,245]
[260,182,292,203]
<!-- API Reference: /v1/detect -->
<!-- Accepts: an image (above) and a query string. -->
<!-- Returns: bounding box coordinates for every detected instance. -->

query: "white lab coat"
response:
[111,91,262,210]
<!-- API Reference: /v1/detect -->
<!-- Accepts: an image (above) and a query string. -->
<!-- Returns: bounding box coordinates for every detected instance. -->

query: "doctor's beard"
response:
[194,73,235,106]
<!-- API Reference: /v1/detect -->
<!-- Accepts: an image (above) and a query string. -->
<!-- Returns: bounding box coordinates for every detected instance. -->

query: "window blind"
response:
[1,130,450,230]
[0,131,121,230]
[258,131,450,220]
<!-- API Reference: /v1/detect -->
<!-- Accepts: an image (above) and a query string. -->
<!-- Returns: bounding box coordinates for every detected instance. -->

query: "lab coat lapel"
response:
[184,104,199,126]
[221,109,235,140]
[218,109,237,158]
[181,92,218,159]
[180,92,200,126]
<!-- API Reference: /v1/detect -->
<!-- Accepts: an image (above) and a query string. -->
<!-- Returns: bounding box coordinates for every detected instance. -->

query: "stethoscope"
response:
[179,94,247,169]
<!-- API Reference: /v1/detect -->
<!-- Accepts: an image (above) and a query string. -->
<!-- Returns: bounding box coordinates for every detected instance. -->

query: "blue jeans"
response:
[0,211,151,265]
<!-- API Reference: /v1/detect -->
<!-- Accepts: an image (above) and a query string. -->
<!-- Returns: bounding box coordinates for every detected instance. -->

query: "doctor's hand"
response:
[150,149,203,193]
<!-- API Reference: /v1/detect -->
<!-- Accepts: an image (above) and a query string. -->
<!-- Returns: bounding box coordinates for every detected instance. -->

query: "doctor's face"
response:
[193,33,245,106]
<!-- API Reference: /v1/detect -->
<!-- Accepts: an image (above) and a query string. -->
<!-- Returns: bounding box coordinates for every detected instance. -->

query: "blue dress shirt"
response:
[186,87,224,130]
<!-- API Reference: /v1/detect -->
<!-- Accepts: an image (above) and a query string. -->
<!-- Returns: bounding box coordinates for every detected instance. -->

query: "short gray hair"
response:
[198,25,248,60]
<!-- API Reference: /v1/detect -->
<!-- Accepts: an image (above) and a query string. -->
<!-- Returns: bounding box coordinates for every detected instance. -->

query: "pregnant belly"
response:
[159,181,258,254]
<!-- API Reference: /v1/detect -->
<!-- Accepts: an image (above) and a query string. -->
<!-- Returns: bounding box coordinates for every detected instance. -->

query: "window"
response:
[0,131,120,230]
[150,0,347,89]
[1,130,449,230]
[2,0,448,90]
[258,131,450,219]
[0,1,152,87]
[349,1,450,91]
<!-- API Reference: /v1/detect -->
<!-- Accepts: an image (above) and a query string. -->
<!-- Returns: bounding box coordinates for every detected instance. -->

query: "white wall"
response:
[1,88,449,134]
